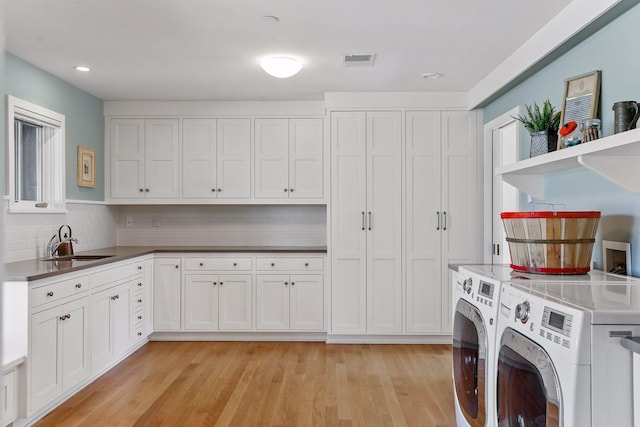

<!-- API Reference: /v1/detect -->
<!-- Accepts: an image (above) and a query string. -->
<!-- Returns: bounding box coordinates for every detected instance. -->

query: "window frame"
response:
[7,95,66,213]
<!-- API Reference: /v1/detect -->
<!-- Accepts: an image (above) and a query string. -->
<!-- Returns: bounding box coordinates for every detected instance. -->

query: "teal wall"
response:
[3,52,104,201]
[484,3,640,275]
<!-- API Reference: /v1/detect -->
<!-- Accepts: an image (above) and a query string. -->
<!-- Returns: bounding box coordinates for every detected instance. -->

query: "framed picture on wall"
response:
[77,146,96,188]
[559,70,601,128]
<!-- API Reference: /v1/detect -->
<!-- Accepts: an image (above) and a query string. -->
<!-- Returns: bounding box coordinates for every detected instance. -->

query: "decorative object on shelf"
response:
[581,118,601,142]
[559,70,601,135]
[612,101,640,134]
[77,146,96,188]
[513,99,561,157]
[602,240,631,276]
[558,121,581,149]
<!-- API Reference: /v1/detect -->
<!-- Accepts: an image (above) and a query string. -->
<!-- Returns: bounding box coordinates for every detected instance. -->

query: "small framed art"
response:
[77,146,96,188]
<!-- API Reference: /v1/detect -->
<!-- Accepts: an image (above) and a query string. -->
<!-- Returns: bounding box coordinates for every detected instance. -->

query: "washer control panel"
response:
[474,279,496,308]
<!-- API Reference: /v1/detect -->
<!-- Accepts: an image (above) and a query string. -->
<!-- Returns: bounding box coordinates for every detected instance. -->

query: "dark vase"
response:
[529,130,558,157]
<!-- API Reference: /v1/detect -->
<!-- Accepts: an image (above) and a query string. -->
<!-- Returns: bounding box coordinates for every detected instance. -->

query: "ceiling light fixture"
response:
[422,72,441,79]
[260,56,303,78]
[74,65,91,72]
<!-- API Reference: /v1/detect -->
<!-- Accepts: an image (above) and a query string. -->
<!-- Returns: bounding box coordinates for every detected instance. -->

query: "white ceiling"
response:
[5,0,572,101]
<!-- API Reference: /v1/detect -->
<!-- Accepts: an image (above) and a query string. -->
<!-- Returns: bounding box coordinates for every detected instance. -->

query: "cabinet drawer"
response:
[133,294,145,311]
[31,275,89,307]
[133,324,145,341]
[133,278,145,295]
[256,257,324,271]
[133,309,145,328]
[91,263,137,288]
[185,257,252,271]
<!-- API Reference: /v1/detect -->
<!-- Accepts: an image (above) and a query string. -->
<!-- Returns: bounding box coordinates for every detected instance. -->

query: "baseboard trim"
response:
[150,331,328,342]
[326,334,453,344]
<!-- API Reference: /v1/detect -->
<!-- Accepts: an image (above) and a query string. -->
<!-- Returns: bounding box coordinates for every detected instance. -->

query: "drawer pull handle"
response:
[111,295,119,300]
[138,332,143,336]
[47,291,54,297]
[200,263,204,267]
[305,263,309,267]
[271,263,275,267]
[138,266,143,270]
[137,282,143,287]
[138,299,143,303]
[138,315,143,320]
[175,265,179,269]
[233,262,237,267]
[75,283,82,289]
[59,314,70,321]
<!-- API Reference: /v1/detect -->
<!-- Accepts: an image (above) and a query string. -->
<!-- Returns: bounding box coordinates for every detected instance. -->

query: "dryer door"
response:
[453,299,487,427]
[497,328,561,427]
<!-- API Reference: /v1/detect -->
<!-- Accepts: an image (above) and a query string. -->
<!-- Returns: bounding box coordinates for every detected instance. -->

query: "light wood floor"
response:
[35,342,456,427]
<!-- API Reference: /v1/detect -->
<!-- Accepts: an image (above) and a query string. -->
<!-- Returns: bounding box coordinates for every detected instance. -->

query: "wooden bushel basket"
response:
[501,211,601,274]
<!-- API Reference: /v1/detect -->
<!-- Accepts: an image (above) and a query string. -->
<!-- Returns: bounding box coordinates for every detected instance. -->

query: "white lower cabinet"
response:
[29,296,89,414]
[256,274,323,331]
[153,258,182,331]
[3,367,17,426]
[184,274,252,331]
[90,281,132,374]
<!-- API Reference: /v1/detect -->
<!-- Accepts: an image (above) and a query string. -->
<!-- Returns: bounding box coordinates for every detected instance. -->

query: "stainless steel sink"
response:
[42,255,114,262]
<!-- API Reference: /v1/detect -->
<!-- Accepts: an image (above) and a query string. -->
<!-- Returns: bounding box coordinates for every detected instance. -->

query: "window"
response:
[7,95,66,212]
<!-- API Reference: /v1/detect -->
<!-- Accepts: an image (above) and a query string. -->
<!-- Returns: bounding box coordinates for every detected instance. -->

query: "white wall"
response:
[3,201,118,263]
[116,205,327,247]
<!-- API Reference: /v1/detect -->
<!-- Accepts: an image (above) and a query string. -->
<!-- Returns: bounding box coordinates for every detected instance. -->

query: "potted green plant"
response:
[513,99,561,157]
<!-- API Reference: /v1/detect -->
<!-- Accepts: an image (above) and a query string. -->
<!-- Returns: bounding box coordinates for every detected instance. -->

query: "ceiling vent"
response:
[343,54,376,67]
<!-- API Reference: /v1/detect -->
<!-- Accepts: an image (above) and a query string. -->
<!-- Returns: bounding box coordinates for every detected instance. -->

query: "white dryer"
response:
[453,265,507,427]
[495,277,640,426]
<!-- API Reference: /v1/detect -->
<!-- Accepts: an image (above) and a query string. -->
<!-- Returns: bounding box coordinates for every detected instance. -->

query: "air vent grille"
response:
[343,54,376,67]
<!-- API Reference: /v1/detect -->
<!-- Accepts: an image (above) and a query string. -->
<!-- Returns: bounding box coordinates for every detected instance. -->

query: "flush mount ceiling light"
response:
[260,56,303,78]
[422,72,442,79]
[74,65,91,72]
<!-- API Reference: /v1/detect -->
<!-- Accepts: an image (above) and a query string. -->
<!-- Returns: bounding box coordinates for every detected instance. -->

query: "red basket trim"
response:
[501,211,601,219]
[510,264,591,274]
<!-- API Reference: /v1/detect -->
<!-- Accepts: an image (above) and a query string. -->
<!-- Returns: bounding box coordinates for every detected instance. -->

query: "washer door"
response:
[453,299,487,427]
[497,328,561,427]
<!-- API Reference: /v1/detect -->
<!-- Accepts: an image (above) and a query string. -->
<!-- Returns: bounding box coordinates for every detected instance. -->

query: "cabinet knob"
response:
[211,188,216,192]
[233,262,237,267]
[138,315,143,320]
[284,188,288,192]
[305,263,309,267]
[111,295,119,300]
[138,282,143,287]
[284,281,288,286]
[145,189,150,192]
[75,283,82,289]
[219,282,224,285]
[138,332,143,336]
[271,263,275,267]
[290,188,294,192]
[139,188,144,192]
[59,314,70,321]
[199,262,204,267]
[138,266,143,270]
[218,188,222,192]
[138,299,143,303]
[47,291,54,297]
[175,265,179,269]
[213,282,217,285]
[291,282,295,286]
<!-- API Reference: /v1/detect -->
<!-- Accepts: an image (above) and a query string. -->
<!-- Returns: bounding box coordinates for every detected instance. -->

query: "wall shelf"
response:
[495,128,640,199]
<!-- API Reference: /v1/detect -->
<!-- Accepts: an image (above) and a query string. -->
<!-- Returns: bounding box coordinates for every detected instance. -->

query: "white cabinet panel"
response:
[255,119,289,198]
[90,287,113,372]
[218,274,252,330]
[60,297,90,390]
[153,258,182,331]
[217,119,251,198]
[182,119,217,198]
[3,369,17,426]
[289,119,323,198]
[110,119,145,199]
[185,275,219,330]
[145,119,180,198]
[30,307,61,411]
[256,275,289,330]
[289,275,323,331]
[112,282,133,356]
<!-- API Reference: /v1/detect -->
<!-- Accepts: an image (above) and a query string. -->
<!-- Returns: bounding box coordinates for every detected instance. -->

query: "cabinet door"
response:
[182,119,217,198]
[256,275,289,330]
[366,111,402,334]
[112,282,133,357]
[153,258,182,331]
[60,297,90,391]
[405,111,443,333]
[442,111,478,334]
[289,275,324,331]
[30,306,62,413]
[3,369,16,426]
[254,119,289,198]
[218,274,253,330]
[289,118,323,198]
[330,112,367,334]
[145,119,180,198]
[91,287,114,373]
[217,119,251,198]
[110,119,145,199]
[185,274,219,330]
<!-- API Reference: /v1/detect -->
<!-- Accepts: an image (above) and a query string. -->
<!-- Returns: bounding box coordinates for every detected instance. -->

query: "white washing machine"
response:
[495,278,640,426]
[452,265,507,427]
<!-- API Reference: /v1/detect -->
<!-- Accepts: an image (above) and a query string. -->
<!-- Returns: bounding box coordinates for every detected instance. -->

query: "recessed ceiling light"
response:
[262,15,279,23]
[260,56,303,78]
[422,72,442,79]
[74,65,91,72]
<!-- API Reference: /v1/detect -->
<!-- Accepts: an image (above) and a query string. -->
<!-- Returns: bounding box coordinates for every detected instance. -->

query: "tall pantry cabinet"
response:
[331,111,403,334]
[331,110,479,336]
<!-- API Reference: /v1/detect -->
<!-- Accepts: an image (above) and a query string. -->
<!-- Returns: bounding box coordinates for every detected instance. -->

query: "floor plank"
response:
[35,342,456,427]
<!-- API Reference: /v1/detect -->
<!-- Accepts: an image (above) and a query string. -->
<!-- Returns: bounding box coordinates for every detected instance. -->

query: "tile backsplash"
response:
[116,205,327,247]
[3,201,118,263]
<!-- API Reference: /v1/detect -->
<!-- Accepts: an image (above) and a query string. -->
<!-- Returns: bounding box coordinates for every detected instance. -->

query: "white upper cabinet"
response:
[110,118,180,199]
[182,118,251,199]
[255,118,323,199]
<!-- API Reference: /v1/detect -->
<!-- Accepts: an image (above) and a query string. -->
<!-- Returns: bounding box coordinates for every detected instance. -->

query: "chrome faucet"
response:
[46,234,79,258]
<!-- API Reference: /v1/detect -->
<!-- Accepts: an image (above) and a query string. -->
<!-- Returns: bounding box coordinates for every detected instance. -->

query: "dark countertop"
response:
[4,246,328,282]
[621,337,640,355]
